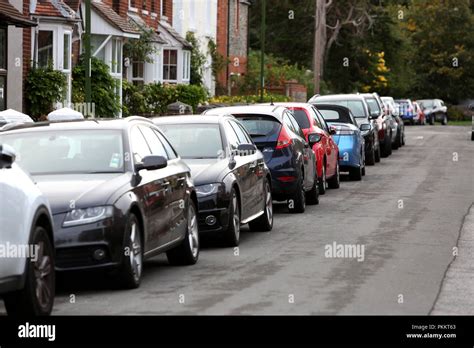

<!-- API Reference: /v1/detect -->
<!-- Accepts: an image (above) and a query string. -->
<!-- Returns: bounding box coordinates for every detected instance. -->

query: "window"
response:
[182,50,190,81]
[129,0,137,10]
[38,31,54,68]
[63,33,71,71]
[229,120,251,144]
[142,0,147,10]
[154,129,177,160]
[111,39,122,74]
[151,0,156,13]
[292,109,311,129]
[0,76,5,112]
[223,121,241,150]
[163,49,177,81]
[132,60,144,85]
[139,126,168,158]
[131,126,151,163]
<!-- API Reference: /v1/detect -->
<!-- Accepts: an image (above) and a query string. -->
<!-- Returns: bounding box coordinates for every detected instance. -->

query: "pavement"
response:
[1,125,473,315]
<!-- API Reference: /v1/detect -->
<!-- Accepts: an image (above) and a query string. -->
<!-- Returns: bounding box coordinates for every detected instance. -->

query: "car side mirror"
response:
[360,124,371,132]
[0,144,16,169]
[308,133,322,147]
[136,155,168,172]
[234,143,257,157]
[329,126,337,135]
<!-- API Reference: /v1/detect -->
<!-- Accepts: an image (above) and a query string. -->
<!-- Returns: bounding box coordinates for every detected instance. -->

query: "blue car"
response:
[395,99,416,124]
[315,104,367,181]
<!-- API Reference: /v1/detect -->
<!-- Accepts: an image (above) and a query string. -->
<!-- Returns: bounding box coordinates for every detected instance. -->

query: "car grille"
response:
[56,246,111,269]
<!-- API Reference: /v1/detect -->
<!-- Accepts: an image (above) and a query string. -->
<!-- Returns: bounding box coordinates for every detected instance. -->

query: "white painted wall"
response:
[7,0,24,112]
[173,0,217,95]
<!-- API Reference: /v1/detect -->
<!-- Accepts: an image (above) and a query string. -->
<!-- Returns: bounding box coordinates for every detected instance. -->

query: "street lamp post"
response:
[259,0,266,102]
[84,0,91,115]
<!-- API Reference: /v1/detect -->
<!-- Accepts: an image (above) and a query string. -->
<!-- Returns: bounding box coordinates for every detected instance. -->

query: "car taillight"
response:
[276,126,292,149]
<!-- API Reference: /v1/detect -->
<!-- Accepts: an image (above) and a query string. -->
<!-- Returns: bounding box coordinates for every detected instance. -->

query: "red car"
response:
[271,103,340,194]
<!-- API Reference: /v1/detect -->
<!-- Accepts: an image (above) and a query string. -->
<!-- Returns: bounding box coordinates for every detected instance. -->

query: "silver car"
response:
[0,144,55,316]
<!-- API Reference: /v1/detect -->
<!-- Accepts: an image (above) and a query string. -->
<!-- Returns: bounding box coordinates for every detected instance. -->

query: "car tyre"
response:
[4,226,55,316]
[167,200,200,264]
[249,180,273,232]
[366,146,375,165]
[327,162,340,189]
[374,144,381,162]
[349,166,362,181]
[318,164,326,195]
[288,178,306,214]
[306,172,319,205]
[117,213,143,289]
[441,114,448,125]
[429,116,435,125]
[221,189,240,247]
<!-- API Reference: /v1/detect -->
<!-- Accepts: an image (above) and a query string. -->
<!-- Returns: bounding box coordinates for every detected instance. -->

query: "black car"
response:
[0,117,200,289]
[205,105,319,213]
[153,115,273,247]
[310,94,380,165]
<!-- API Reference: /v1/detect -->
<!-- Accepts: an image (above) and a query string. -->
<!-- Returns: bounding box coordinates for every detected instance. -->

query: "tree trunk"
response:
[313,0,327,95]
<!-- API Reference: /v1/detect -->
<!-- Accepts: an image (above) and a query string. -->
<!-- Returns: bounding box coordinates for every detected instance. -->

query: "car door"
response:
[312,106,338,175]
[222,119,253,220]
[130,125,169,253]
[230,119,265,218]
[153,128,189,243]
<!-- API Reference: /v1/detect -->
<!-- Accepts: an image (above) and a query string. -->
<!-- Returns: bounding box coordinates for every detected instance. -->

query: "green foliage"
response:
[209,93,290,104]
[123,27,157,63]
[208,38,228,88]
[72,56,121,117]
[186,31,206,86]
[122,81,208,116]
[447,105,468,121]
[243,50,314,96]
[26,64,67,118]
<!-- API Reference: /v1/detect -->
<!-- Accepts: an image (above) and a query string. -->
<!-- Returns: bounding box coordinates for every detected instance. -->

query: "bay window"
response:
[163,49,177,82]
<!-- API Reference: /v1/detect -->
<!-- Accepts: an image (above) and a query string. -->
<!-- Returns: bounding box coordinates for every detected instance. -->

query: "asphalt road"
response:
[3,125,473,315]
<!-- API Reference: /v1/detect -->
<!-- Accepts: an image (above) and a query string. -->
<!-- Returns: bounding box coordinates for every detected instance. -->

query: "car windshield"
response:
[0,130,124,175]
[290,109,311,129]
[365,98,380,113]
[158,123,223,159]
[318,109,354,124]
[316,99,366,118]
[419,100,434,109]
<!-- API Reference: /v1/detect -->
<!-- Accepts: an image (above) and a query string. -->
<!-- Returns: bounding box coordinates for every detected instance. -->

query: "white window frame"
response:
[129,0,138,12]
[131,60,145,85]
[182,50,190,82]
[162,48,178,83]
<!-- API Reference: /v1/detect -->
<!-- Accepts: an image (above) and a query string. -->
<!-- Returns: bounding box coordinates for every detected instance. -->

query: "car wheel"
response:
[167,200,200,264]
[288,178,305,214]
[318,164,326,195]
[392,132,400,150]
[374,144,381,162]
[327,162,340,189]
[221,189,240,247]
[441,114,448,125]
[402,131,406,146]
[471,131,474,141]
[4,226,55,316]
[349,165,362,181]
[366,146,375,166]
[429,116,435,125]
[306,172,319,205]
[249,180,273,232]
[117,213,143,289]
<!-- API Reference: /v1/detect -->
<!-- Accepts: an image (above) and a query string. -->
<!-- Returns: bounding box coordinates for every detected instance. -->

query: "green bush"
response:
[122,82,208,116]
[72,56,121,117]
[447,105,468,121]
[26,64,67,118]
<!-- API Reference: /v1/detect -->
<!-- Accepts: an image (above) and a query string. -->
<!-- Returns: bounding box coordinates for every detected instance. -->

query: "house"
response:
[0,0,36,112]
[216,0,251,95]
[172,0,217,95]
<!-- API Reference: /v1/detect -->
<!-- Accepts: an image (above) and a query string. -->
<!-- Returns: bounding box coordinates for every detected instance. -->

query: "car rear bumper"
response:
[337,136,362,169]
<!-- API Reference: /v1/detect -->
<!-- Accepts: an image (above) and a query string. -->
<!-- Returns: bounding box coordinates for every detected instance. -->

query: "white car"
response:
[0,144,55,316]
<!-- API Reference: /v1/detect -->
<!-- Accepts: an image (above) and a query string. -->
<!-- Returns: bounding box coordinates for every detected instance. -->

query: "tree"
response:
[185,32,206,87]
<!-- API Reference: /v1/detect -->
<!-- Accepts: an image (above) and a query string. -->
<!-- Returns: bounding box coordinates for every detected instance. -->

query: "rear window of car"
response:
[290,109,311,129]
[365,98,380,113]
[234,114,281,138]
[315,99,366,118]
[318,109,353,124]
[158,123,223,159]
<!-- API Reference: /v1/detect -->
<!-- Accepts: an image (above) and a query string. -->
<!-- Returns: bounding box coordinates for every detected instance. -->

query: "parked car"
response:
[266,102,340,194]
[0,117,200,289]
[360,93,395,156]
[381,96,405,148]
[417,99,448,125]
[309,94,380,165]
[315,105,367,181]
[0,109,34,128]
[412,102,426,125]
[0,144,55,316]
[204,105,318,213]
[395,99,417,125]
[153,115,273,247]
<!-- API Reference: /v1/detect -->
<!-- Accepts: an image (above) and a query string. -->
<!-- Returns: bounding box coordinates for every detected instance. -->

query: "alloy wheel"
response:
[129,223,142,282]
[187,203,199,259]
[34,241,53,310]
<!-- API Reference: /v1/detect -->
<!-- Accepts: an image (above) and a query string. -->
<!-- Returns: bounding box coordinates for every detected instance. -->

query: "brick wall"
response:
[22,0,31,112]
[216,0,229,90]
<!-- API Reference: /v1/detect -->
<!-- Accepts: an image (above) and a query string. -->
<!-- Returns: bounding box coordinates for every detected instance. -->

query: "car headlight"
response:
[63,206,114,227]
[196,183,222,197]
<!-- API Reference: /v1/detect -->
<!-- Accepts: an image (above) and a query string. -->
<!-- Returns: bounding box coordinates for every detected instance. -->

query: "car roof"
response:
[0,116,153,134]
[314,104,351,112]
[311,94,366,102]
[204,105,288,121]
[260,102,313,109]
[152,114,232,125]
